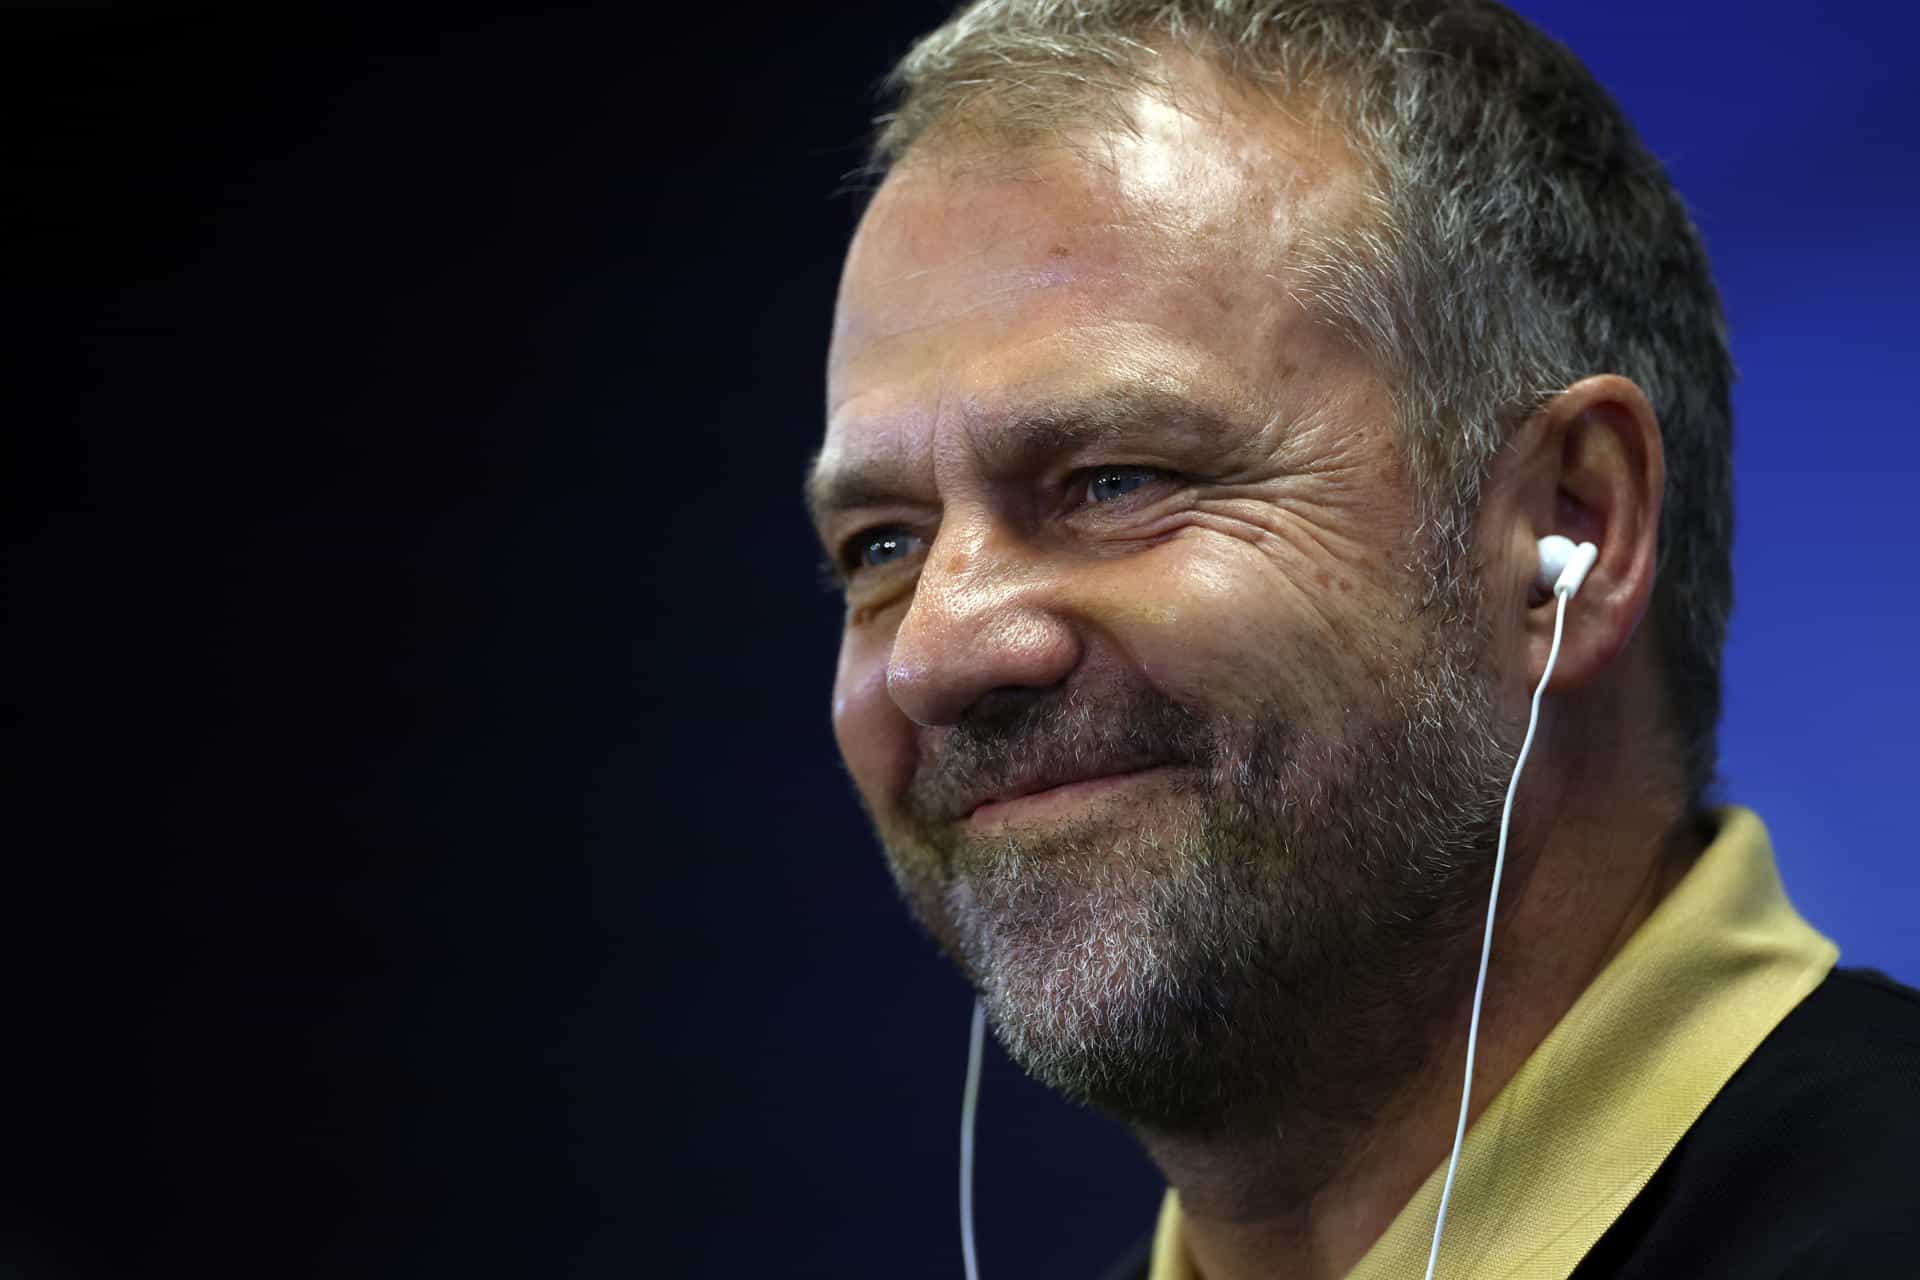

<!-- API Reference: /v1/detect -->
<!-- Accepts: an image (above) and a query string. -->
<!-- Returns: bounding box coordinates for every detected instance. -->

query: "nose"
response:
[885,521,1082,727]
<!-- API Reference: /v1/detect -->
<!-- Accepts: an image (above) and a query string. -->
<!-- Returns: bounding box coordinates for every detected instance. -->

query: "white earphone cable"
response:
[960,997,986,1280]
[1422,588,1571,1280]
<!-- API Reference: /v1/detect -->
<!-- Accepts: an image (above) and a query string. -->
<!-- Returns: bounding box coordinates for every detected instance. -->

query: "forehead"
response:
[818,72,1370,498]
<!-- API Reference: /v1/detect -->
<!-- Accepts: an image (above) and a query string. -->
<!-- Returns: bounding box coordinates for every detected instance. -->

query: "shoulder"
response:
[1753,965,1920,1057]
[1714,967,1920,1166]
[1576,967,1920,1278]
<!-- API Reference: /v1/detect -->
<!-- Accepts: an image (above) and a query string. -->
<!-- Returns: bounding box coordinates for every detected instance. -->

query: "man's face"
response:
[813,83,1511,1131]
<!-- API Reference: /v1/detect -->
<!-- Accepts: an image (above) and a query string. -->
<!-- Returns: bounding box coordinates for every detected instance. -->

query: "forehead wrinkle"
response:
[837,258,1115,353]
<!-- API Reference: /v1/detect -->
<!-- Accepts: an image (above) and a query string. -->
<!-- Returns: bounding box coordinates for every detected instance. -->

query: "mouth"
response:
[965,763,1176,830]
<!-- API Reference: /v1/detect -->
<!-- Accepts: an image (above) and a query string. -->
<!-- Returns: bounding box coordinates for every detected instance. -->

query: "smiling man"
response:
[808,3,1920,1278]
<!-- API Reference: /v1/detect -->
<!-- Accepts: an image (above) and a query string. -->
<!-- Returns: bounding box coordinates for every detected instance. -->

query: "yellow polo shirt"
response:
[1147,807,1838,1280]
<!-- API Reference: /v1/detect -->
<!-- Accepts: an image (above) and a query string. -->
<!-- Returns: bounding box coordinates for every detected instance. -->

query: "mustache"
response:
[897,680,1221,829]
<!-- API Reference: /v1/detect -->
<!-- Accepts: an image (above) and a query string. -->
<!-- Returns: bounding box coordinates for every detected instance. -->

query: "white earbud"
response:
[1536,534,1599,599]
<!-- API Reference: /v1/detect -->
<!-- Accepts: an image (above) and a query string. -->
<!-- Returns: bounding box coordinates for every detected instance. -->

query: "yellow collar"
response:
[1149,807,1837,1280]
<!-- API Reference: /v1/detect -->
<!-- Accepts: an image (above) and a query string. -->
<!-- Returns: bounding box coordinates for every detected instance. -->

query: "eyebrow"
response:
[803,385,1242,533]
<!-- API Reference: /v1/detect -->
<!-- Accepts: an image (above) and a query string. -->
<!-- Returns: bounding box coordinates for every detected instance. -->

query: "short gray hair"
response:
[868,0,1735,805]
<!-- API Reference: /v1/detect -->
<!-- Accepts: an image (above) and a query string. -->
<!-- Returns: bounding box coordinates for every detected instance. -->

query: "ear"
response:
[1487,374,1665,692]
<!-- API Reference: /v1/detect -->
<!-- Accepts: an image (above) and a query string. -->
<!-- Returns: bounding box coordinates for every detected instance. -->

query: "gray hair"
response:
[867,0,1735,806]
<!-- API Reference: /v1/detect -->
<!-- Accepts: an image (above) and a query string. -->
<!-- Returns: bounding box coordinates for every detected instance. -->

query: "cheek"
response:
[1104,541,1398,717]
[831,625,916,808]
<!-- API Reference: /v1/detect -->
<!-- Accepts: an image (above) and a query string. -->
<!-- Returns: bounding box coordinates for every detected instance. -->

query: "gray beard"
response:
[873,603,1514,1139]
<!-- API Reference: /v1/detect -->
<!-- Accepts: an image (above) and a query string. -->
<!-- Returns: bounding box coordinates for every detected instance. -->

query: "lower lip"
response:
[966,766,1172,829]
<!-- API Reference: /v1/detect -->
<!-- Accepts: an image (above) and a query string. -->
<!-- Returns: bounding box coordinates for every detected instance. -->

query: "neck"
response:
[1137,699,1704,1280]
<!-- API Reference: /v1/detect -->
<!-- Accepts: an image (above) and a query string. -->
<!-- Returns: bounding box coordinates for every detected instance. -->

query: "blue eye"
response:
[1087,468,1156,503]
[857,529,923,569]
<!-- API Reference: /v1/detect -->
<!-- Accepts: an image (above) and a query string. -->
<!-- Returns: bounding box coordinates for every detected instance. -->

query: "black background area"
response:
[3,3,1161,1276]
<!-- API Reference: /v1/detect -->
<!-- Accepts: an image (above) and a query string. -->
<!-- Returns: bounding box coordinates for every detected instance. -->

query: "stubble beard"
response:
[873,600,1515,1140]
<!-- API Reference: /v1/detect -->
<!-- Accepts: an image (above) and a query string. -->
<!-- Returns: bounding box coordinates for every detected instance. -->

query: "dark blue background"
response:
[5,2,1913,1275]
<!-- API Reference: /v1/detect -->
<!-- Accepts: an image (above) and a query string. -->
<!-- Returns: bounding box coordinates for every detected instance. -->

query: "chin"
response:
[928,814,1251,1126]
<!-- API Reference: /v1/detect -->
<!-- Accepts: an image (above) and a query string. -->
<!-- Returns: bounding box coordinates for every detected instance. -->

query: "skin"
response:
[812,60,1700,1280]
